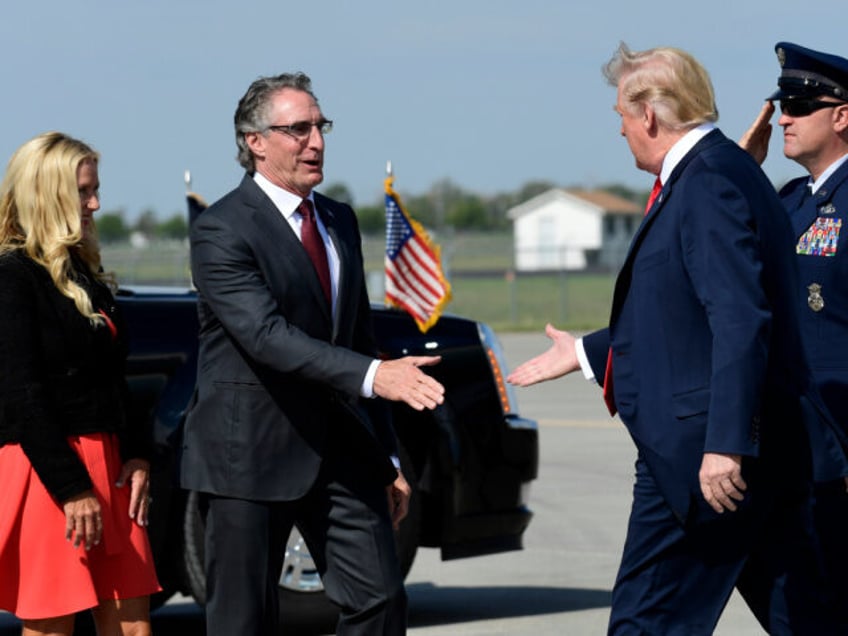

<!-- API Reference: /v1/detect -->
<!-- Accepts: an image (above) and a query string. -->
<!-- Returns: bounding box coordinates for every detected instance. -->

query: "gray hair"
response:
[234,72,318,172]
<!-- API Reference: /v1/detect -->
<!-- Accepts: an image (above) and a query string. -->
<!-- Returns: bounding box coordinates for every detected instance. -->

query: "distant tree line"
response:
[97,209,188,244]
[96,180,650,243]
[331,179,651,235]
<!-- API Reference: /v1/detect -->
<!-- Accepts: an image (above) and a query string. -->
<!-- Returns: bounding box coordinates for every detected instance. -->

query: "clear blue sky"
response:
[1,0,845,220]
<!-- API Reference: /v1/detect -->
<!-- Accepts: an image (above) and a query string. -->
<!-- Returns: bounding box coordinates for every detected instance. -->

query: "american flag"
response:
[384,175,451,333]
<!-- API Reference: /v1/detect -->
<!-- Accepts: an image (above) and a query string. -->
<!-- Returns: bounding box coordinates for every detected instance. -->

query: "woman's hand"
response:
[117,458,152,526]
[63,491,102,550]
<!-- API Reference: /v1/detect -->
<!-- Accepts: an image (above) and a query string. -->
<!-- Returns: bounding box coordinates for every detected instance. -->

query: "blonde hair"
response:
[603,42,718,131]
[0,131,107,323]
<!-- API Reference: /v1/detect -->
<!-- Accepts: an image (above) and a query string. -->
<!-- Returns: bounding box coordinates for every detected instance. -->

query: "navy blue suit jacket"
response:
[583,129,843,523]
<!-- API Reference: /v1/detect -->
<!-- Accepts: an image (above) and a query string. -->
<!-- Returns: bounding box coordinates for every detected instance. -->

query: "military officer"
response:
[741,41,848,629]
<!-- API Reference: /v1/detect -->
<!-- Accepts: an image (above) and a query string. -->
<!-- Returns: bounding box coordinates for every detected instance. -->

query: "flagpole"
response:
[383,161,391,308]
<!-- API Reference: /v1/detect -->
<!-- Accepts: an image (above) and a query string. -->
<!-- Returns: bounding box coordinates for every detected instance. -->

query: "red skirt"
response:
[0,433,161,619]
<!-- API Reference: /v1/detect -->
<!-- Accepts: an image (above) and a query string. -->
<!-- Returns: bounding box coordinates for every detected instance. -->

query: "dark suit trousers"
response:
[203,451,407,636]
[608,457,834,636]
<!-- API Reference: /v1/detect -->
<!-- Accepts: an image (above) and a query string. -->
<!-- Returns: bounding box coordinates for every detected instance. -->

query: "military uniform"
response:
[781,163,848,423]
[769,41,848,627]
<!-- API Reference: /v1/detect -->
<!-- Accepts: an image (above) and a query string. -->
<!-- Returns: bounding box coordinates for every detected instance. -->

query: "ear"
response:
[643,103,658,135]
[245,131,266,161]
[833,104,848,134]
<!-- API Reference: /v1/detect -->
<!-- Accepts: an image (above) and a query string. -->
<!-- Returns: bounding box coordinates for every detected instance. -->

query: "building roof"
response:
[566,189,643,215]
[507,187,643,220]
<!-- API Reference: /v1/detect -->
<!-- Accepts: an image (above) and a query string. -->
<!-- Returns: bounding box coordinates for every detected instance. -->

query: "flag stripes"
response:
[384,175,451,332]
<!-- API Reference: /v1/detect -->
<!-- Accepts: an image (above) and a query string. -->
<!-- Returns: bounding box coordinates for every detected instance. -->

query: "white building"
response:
[507,188,643,271]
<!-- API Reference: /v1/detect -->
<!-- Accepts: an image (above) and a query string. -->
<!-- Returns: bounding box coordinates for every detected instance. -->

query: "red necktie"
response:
[602,349,616,416]
[602,177,663,416]
[298,199,331,305]
[645,177,662,215]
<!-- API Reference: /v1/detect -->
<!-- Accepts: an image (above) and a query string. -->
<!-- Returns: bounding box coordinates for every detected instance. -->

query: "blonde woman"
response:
[0,132,159,636]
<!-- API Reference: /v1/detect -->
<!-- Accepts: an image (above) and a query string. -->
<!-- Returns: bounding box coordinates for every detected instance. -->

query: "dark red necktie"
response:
[298,199,331,305]
[602,177,663,416]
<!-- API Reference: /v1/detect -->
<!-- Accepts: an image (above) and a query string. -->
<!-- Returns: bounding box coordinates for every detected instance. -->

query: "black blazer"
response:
[0,249,148,502]
[181,175,398,501]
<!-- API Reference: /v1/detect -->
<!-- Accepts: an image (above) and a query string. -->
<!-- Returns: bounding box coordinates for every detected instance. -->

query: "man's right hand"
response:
[738,101,775,165]
[373,356,444,410]
[507,323,579,386]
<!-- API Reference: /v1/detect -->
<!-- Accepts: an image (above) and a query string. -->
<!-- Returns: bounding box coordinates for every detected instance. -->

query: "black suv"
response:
[117,285,538,628]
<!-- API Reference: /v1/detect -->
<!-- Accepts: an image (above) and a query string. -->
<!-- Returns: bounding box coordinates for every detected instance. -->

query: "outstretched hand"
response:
[373,356,444,410]
[738,101,775,165]
[506,323,579,387]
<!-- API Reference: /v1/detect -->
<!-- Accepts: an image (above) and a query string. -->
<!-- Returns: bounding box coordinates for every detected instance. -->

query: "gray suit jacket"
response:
[180,174,398,500]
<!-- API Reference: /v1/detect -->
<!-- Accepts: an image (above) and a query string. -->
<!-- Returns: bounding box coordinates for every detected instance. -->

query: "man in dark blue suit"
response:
[741,41,848,632]
[509,43,844,634]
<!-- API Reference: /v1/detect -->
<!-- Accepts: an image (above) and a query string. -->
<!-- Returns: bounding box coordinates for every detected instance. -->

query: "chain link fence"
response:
[103,233,618,331]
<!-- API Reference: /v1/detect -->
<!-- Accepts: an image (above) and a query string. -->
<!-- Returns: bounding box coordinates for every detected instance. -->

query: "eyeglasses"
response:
[266,119,333,140]
[779,99,846,118]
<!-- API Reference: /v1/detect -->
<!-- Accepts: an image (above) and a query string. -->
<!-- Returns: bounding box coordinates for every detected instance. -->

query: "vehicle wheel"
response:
[181,444,421,629]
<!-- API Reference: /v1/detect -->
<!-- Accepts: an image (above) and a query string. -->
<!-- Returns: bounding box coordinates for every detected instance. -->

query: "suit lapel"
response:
[314,193,355,339]
[240,176,333,325]
[609,130,725,325]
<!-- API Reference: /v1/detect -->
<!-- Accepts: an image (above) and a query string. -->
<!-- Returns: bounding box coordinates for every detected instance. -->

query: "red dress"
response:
[0,433,161,619]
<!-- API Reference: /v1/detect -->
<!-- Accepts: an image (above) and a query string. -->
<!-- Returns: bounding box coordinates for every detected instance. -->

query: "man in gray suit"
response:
[181,72,445,635]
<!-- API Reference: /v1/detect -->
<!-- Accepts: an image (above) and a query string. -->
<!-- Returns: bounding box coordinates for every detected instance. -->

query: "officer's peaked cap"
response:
[767,42,848,101]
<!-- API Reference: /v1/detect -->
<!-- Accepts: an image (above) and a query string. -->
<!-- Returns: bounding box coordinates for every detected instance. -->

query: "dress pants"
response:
[608,457,834,636]
[203,451,406,636]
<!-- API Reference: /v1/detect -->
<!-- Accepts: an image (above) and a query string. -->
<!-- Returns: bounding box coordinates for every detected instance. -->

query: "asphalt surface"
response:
[0,332,766,635]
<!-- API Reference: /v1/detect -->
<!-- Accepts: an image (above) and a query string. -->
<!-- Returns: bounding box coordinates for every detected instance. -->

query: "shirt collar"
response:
[810,152,848,193]
[252,171,314,218]
[658,123,716,185]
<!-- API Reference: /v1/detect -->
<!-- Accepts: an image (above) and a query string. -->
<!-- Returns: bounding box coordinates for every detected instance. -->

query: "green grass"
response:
[102,233,616,332]
[362,230,516,272]
[445,273,614,331]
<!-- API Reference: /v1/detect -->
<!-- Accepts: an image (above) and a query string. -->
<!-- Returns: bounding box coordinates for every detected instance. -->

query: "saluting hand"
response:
[738,101,775,165]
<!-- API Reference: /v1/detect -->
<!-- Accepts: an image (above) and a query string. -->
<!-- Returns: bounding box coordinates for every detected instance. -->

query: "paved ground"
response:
[0,332,767,635]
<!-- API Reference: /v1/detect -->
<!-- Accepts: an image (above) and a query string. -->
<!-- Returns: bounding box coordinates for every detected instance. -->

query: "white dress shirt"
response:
[252,172,380,399]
